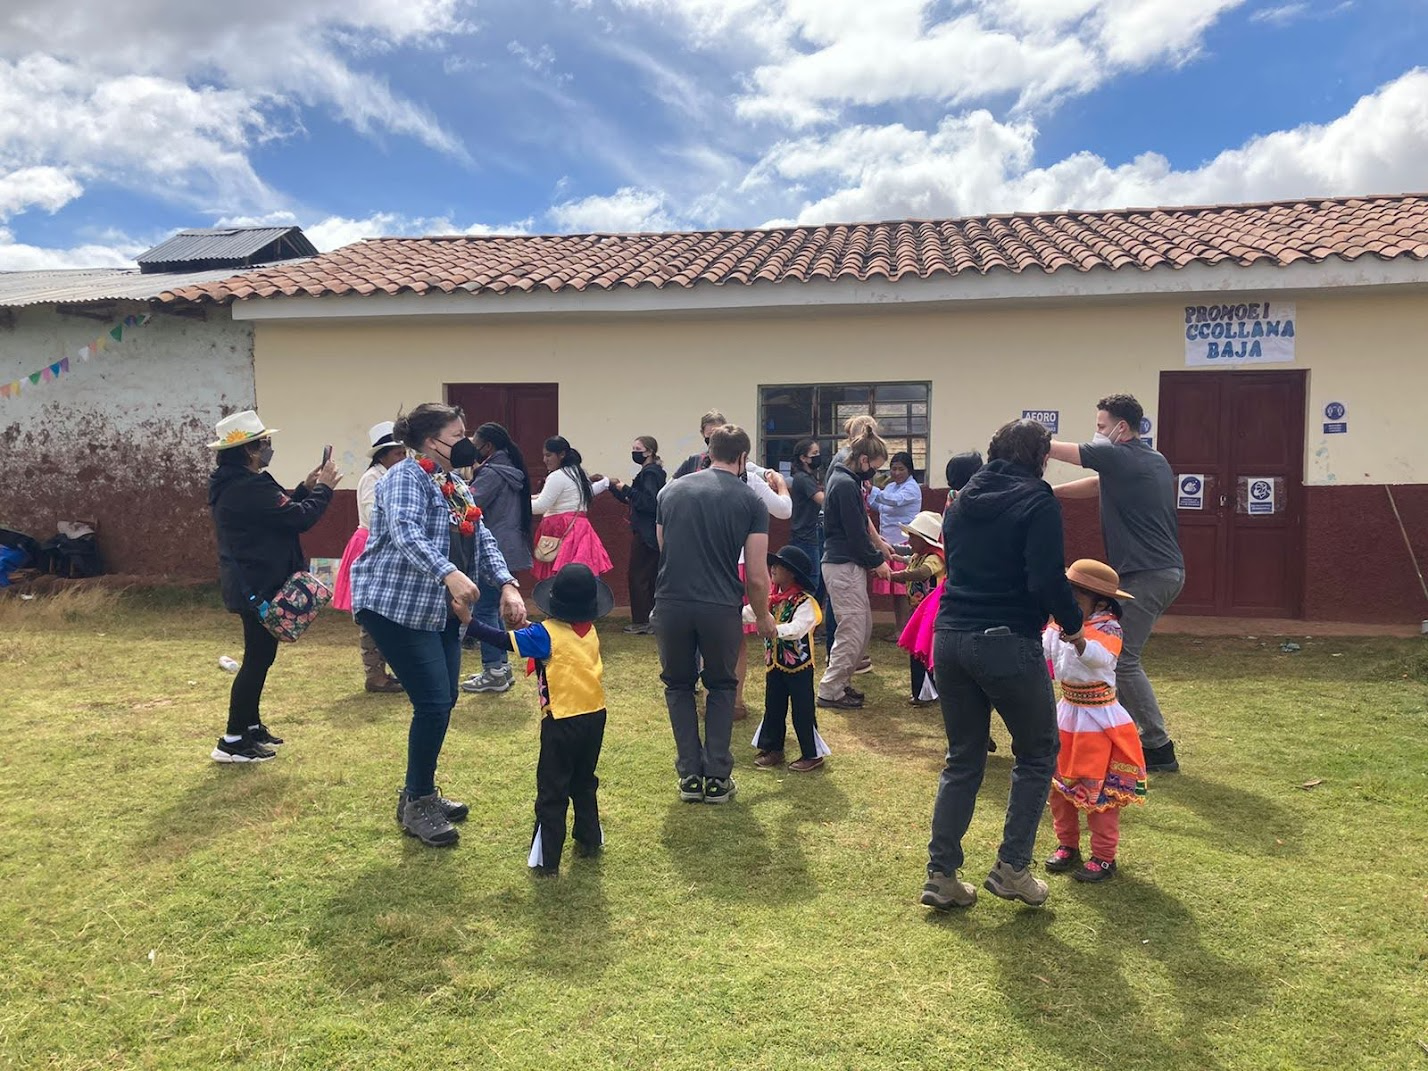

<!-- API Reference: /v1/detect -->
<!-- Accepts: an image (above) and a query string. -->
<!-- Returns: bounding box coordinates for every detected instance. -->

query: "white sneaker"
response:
[462,668,513,694]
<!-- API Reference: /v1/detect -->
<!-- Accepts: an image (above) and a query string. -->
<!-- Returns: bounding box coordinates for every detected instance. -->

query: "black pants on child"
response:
[756,667,818,760]
[227,611,280,736]
[532,708,606,871]
[911,657,928,701]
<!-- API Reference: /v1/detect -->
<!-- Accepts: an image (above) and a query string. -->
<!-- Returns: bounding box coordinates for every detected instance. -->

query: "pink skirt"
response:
[332,526,368,612]
[898,582,942,668]
[531,512,612,581]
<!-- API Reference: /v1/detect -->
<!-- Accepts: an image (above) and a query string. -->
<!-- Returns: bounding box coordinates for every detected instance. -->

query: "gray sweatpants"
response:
[819,561,872,701]
[655,597,742,780]
[1116,567,1185,750]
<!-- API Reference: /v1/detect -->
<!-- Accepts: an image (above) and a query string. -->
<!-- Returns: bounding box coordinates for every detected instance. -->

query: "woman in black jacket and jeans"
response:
[921,418,1084,912]
[610,435,666,634]
[208,411,340,763]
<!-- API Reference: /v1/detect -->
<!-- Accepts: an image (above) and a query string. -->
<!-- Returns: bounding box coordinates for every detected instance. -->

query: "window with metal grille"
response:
[758,382,931,476]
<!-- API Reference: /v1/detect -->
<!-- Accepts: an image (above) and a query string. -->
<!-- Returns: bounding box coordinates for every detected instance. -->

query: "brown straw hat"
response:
[1065,559,1134,600]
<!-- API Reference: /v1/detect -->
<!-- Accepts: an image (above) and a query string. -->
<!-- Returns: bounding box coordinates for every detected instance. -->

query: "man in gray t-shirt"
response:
[1050,393,1186,774]
[655,425,775,804]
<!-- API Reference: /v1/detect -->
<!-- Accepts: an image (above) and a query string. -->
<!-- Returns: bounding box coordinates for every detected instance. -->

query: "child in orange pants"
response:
[1042,559,1148,883]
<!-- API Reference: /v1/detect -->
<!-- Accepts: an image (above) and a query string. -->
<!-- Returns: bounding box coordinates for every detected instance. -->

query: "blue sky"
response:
[1,0,1425,267]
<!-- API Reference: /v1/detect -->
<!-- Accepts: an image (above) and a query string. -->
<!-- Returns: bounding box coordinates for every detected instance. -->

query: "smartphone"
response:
[321,444,332,466]
[983,626,1012,636]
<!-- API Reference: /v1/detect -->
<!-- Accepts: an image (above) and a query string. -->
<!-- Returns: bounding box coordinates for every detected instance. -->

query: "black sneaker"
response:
[211,736,275,764]
[395,786,469,825]
[401,792,460,847]
[843,685,865,702]
[575,840,604,859]
[703,776,737,804]
[1144,741,1180,773]
[249,724,284,747]
[818,693,863,710]
[679,776,705,802]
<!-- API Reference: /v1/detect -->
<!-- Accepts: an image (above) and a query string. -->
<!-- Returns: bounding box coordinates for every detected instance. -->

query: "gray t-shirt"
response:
[655,468,769,607]
[1079,439,1185,575]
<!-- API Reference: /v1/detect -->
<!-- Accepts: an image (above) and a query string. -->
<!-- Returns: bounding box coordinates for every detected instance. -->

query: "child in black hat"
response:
[463,562,613,875]
[744,545,831,772]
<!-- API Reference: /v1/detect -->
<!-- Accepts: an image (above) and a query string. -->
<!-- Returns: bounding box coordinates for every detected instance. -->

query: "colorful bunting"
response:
[1,312,153,402]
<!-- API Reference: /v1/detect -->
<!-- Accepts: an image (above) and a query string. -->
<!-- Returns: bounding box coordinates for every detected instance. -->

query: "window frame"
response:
[756,380,933,479]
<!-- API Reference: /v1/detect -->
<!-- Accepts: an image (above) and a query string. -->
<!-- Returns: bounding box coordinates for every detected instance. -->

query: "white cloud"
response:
[1250,3,1309,23]
[621,0,1247,127]
[750,68,1428,225]
[548,186,674,231]
[0,224,146,270]
[0,166,84,219]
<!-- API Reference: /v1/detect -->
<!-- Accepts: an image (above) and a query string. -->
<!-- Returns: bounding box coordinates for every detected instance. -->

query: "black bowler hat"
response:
[767,545,818,593]
[533,563,615,623]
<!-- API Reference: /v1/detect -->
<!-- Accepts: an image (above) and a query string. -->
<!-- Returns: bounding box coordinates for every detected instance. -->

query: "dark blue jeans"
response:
[358,609,463,799]
[467,583,508,671]
[928,629,1059,875]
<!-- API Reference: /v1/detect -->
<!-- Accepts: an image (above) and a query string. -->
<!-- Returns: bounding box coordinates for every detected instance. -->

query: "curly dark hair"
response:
[944,451,983,492]
[1097,393,1144,432]
[987,419,1052,473]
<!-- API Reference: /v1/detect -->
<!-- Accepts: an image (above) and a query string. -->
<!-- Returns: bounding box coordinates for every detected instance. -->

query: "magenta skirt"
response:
[531,512,612,581]
[332,526,369,613]
[898,583,942,667]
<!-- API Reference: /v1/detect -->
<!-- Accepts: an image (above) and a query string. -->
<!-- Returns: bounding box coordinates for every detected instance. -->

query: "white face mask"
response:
[1093,421,1125,446]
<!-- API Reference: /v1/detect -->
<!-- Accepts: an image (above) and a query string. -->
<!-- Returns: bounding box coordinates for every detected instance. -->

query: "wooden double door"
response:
[1158,370,1306,617]
[444,383,558,482]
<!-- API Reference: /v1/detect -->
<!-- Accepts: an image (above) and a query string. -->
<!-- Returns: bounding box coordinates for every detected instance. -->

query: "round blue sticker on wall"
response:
[1324,401,1346,421]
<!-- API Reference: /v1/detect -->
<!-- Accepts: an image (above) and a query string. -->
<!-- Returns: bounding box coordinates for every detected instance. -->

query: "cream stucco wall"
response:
[250,288,1428,491]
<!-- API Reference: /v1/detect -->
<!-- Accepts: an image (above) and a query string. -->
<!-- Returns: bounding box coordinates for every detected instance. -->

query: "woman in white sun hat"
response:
[208,410,342,763]
[333,421,406,693]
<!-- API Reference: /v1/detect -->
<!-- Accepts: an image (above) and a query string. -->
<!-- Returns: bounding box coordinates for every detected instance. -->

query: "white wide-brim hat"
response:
[210,410,278,451]
[899,510,945,548]
[367,420,399,458]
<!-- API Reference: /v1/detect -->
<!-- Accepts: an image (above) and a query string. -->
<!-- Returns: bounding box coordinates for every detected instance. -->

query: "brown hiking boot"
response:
[754,750,785,769]
[921,871,976,910]
[366,676,404,693]
[360,629,402,693]
[984,860,1049,906]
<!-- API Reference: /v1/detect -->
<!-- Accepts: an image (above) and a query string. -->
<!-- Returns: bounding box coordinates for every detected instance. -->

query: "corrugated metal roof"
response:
[137,227,317,266]
[0,264,308,308]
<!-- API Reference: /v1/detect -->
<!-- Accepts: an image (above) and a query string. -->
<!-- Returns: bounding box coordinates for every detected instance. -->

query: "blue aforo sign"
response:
[1022,410,1058,433]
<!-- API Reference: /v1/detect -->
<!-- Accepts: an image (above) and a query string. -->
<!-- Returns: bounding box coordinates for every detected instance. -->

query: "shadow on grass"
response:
[659,771,850,904]
[926,875,1263,1070]
[1158,773,1305,855]
[141,765,297,859]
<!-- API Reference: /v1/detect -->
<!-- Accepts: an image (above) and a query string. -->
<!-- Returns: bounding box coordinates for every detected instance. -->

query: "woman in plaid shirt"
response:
[351,402,528,847]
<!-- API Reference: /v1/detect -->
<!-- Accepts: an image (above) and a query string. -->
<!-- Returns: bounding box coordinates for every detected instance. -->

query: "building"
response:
[145,194,1428,624]
[0,227,314,576]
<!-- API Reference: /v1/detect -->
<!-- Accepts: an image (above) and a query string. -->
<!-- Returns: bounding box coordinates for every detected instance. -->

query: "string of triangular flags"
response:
[0,312,153,401]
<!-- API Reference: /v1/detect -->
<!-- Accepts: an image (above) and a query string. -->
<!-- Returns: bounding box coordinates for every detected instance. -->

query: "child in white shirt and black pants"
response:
[747,546,831,772]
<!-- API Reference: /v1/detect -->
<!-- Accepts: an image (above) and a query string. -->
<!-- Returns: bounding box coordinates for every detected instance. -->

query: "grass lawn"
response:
[1,588,1426,1071]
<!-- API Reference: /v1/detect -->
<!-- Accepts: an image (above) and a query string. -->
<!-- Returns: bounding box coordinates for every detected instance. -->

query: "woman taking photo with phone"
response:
[351,403,526,847]
[209,410,340,763]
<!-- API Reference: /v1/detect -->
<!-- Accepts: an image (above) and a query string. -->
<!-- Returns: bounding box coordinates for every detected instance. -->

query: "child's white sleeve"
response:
[741,605,755,625]
[1076,636,1117,672]
[775,599,818,640]
[1041,627,1057,660]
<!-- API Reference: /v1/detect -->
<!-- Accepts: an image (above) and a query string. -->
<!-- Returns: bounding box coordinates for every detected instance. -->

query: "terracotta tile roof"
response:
[161,193,1428,305]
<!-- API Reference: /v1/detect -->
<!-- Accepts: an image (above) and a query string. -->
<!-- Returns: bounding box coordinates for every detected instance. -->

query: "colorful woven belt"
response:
[1060,681,1117,706]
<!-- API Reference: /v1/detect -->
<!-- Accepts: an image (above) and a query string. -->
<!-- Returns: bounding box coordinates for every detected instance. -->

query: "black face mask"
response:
[859,466,876,482]
[806,455,822,469]
[257,443,274,469]
[632,451,647,465]
[703,436,711,446]
[446,437,480,469]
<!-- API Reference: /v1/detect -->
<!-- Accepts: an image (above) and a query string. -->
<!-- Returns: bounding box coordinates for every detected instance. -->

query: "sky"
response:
[1,0,1426,269]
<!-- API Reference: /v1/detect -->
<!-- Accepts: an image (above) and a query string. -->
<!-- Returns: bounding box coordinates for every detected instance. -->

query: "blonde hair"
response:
[845,424,888,465]
[843,414,879,443]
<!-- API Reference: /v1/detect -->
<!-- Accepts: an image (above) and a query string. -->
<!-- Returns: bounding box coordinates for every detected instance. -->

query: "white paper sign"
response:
[1246,477,1276,516]
[1177,474,1205,510]
[1185,301,1296,366]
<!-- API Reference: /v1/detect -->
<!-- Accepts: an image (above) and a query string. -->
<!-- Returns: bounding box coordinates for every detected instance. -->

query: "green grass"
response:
[1,589,1426,1070]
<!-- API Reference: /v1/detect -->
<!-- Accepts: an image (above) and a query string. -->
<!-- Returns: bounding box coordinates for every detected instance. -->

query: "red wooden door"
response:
[444,383,558,481]
[1158,370,1306,617]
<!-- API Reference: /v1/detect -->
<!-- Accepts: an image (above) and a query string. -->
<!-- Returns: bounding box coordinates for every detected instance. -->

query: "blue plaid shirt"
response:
[351,459,515,631]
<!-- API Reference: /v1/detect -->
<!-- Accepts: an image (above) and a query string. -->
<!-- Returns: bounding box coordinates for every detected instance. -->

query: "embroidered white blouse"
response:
[355,462,390,530]
[531,467,609,516]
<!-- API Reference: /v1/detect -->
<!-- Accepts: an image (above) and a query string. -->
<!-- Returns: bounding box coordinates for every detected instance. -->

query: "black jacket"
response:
[936,459,1083,638]
[822,464,882,569]
[209,466,332,613]
[673,452,707,479]
[610,463,667,549]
